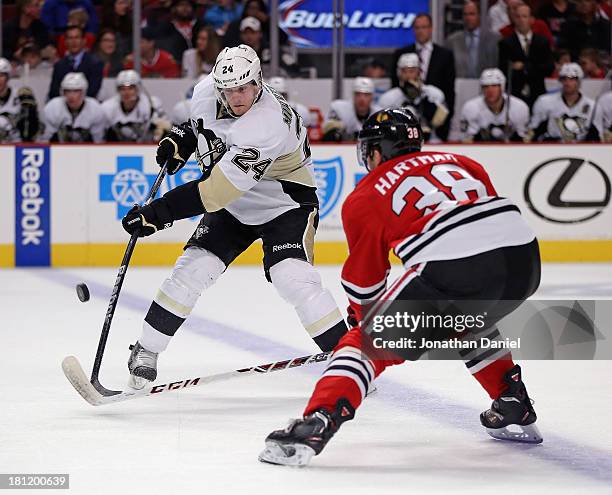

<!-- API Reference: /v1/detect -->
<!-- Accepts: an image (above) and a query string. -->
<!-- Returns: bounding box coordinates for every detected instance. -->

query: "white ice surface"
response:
[1,263,611,494]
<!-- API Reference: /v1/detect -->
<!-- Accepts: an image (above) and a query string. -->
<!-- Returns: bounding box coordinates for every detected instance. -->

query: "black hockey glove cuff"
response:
[122,199,174,237]
[156,121,197,175]
[346,306,360,329]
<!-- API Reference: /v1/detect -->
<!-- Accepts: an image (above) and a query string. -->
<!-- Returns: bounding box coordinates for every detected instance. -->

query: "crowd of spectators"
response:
[0,0,609,144]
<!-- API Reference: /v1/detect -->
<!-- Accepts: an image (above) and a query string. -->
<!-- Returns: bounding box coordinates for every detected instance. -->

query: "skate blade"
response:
[366,383,378,398]
[258,441,315,467]
[127,374,150,390]
[486,423,543,444]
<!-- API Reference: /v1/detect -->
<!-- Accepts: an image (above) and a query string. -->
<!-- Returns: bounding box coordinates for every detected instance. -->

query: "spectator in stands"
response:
[445,1,500,78]
[528,63,595,142]
[203,0,243,37]
[47,26,103,100]
[93,29,124,78]
[549,48,572,78]
[101,0,133,57]
[0,57,40,143]
[488,0,511,33]
[157,0,205,64]
[558,0,611,59]
[498,4,554,108]
[143,0,173,29]
[56,8,96,57]
[499,0,555,48]
[239,17,299,78]
[182,26,221,79]
[392,13,455,140]
[322,77,381,142]
[42,72,106,142]
[17,43,53,78]
[224,0,289,48]
[460,68,530,142]
[379,53,449,142]
[2,0,54,62]
[538,0,576,46]
[41,0,99,36]
[590,90,612,141]
[124,27,180,78]
[579,48,606,78]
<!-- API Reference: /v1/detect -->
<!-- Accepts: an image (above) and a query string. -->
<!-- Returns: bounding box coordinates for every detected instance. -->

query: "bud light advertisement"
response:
[279,0,429,48]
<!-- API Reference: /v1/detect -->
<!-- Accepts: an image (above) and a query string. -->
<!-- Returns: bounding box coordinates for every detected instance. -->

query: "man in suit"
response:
[47,25,103,99]
[445,1,500,78]
[498,4,554,108]
[391,14,455,140]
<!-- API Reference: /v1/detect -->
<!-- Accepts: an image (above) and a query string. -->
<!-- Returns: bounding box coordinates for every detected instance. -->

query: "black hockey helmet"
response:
[357,107,423,170]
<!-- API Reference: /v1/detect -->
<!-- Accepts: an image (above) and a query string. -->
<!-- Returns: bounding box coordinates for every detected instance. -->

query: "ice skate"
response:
[480,365,543,444]
[259,399,354,467]
[127,341,158,390]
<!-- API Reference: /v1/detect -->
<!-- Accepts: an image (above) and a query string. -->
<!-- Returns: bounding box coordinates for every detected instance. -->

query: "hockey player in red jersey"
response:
[259,108,543,466]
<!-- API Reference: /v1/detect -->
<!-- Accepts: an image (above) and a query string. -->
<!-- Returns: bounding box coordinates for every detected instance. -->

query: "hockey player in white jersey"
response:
[0,57,40,142]
[102,70,170,142]
[590,91,612,142]
[267,76,315,129]
[41,72,106,143]
[378,53,449,142]
[528,63,595,143]
[121,45,348,389]
[322,77,380,141]
[460,68,530,142]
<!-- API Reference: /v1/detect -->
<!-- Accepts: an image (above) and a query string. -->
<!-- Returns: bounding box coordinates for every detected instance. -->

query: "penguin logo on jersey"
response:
[313,156,344,219]
[524,157,611,224]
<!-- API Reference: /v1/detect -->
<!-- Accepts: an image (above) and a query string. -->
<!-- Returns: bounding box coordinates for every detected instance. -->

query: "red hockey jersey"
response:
[340,151,535,321]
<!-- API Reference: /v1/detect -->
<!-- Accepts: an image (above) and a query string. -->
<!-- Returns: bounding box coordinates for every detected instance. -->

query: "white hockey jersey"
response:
[0,86,24,142]
[529,91,595,142]
[592,91,612,142]
[41,96,106,143]
[189,76,316,225]
[102,94,165,142]
[324,99,380,140]
[460,94,530,141]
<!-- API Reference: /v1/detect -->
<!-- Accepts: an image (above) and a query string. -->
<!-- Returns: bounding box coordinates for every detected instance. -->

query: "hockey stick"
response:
[88,163,168,398]
[62,351,331,406]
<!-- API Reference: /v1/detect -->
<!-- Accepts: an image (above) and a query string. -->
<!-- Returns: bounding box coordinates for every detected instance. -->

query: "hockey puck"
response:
[76,283,90,302]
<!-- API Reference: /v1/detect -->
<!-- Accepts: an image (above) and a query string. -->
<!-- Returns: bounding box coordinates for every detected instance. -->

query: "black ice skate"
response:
[127,341,158,390]
[480,365,543,444]
[259,399,355,467]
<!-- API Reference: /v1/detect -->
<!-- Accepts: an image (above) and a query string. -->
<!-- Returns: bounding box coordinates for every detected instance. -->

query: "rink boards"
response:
[1,143,611,267]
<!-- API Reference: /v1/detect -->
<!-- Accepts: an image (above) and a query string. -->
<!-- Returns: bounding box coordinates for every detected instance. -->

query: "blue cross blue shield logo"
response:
[99,156,159,219]
[314,156,344,219]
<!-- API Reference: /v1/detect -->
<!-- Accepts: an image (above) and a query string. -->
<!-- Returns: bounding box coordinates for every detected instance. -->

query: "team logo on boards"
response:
[15,146,50,266]
[99,156,159,219]
[524,157,611,224]
[99,157,202,221]
[314,156,344,219]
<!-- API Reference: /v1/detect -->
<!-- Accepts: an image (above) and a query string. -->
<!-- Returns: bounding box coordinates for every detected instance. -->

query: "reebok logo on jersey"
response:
[171,126,185,137]
[272,242,302,252]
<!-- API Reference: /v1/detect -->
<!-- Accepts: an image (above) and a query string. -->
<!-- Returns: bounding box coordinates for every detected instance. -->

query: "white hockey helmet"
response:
[116,69,141,88]
[479,68,506,87]
[212,45,262,115]
[559,63,584,80]
[267,76,287,95]
[353,77,374,94]
[61,72,88,93]
[0,57,11,76]
[397,53,420,70]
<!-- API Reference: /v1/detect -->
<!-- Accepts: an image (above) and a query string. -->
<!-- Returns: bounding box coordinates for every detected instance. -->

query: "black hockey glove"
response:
[155,122,197,175]
[122,199,173,237]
